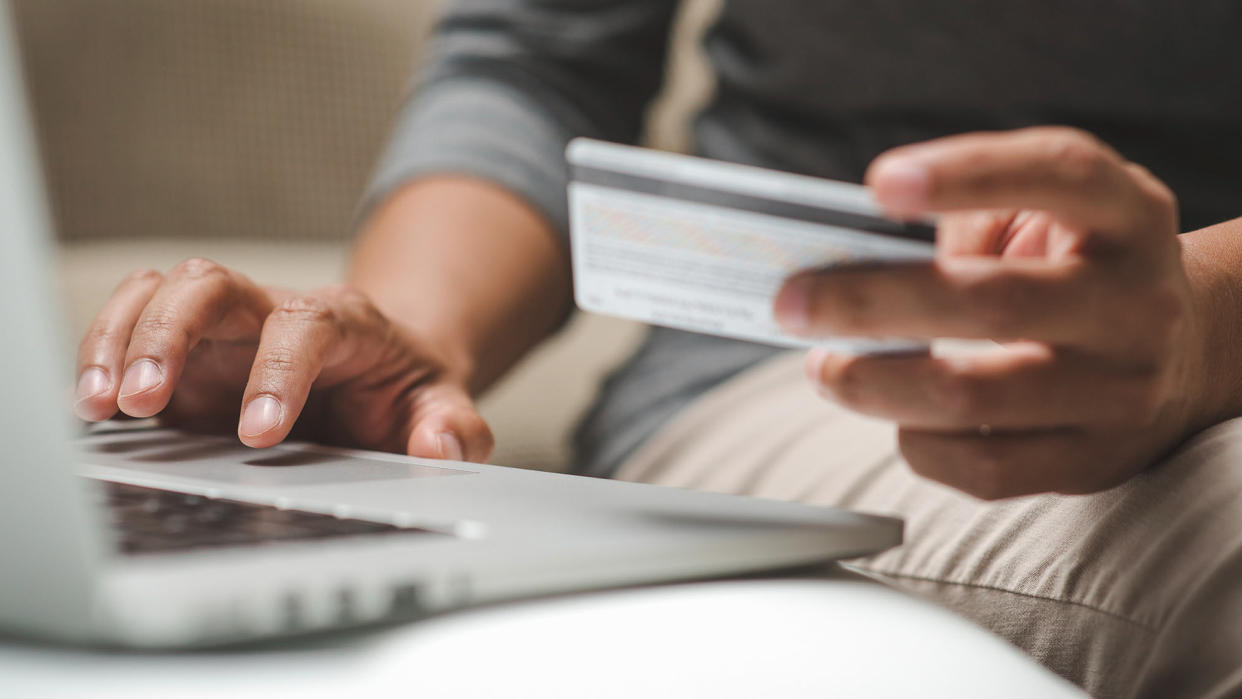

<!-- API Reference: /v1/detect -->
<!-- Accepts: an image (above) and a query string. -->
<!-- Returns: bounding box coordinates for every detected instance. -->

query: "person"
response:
[70,1,1242,696]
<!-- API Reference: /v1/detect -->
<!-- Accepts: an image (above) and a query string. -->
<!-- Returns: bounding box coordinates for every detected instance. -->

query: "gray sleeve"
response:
[362,0,679,238]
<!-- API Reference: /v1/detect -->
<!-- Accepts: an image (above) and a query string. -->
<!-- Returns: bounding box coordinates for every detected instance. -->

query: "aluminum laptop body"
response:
[0,4,901,648]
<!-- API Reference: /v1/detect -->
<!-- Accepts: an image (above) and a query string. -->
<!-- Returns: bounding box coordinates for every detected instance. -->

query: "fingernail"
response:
[118,359,163,398]
[873,158,930,217]
[805,348,829,384]
[75,367,110,402]
[774,276,812,333]
[437,432,464,461]
[240,395,282,437]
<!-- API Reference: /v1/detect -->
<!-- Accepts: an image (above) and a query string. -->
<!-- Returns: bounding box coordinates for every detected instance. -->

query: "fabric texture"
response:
[368,0,1242,478]
[14,0,437,243]
[616,353,1242,699]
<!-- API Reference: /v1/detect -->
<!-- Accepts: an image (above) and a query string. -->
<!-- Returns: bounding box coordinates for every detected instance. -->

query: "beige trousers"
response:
[615,353,1242,699]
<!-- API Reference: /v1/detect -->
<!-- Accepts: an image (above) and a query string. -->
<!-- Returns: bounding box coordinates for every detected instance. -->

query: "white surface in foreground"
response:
[2,577,1084,699]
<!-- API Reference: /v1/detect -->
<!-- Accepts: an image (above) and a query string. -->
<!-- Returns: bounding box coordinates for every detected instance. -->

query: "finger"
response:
[935,210,1018,256]
[777,254,1183,355]
[806,345,1164,430]
[237,295,343,448]
[776,255,1125,346]
[75,269,164,421]
[997,211,1060,258]
[406,382,494,463]
[937,210,1058,259]
[897,427,1138,500]
[867,127,1178,243]
[117,258,271,419]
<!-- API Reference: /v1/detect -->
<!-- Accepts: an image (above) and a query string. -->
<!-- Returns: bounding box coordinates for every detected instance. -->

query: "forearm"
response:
[348,176,572,394]
[1180,217,1242,430]
[345,1,678,393]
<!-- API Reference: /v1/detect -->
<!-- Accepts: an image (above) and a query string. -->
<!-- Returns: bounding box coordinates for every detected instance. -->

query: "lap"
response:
[616,352,1242,699]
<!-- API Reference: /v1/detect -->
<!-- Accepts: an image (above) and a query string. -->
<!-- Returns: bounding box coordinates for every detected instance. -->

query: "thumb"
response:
[405,381,495,463]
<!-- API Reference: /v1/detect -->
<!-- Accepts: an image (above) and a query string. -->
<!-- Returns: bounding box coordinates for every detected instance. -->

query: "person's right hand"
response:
[72,258,494,462]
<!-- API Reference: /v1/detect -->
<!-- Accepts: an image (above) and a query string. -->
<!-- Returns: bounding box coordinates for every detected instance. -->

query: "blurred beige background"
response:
[11,0,720,471]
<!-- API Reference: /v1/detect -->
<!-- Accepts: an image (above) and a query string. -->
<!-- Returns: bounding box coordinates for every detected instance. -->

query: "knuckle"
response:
[170,257,228,282]
[1034,125,1099,145]
[257,346,300,376]
[821,356,867,406]
[1127,164,1179,228]
[1041,129,1111,187]
[121,268,163,286]
[82,323,123,348]
[132,309,183,344]
[1147,181,1179,226]
[271,295,336,326]
[1029,125,1098,150]
[313,284,384,327]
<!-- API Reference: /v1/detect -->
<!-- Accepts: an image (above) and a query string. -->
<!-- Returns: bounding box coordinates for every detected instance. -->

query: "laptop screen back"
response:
[0,1,106,641]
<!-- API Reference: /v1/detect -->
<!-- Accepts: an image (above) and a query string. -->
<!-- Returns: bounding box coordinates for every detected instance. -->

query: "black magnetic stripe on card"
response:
[573,165,937,243]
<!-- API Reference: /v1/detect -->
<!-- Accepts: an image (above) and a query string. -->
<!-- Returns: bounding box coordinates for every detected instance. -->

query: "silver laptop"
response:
[0,4,900,648]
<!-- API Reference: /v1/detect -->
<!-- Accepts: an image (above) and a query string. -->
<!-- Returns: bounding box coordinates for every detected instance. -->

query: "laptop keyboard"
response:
[99,481,440,555]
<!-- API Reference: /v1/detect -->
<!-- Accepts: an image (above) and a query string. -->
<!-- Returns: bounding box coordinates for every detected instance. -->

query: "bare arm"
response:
[349,176,572,395]
[346,0,679,395]
[1181,218,1242,433]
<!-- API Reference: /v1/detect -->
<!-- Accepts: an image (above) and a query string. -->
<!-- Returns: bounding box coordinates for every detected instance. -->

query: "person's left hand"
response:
[774,127,1207,499]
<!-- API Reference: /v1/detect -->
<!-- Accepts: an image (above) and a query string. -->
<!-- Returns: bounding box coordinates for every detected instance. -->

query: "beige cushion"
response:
[13,0,438,243]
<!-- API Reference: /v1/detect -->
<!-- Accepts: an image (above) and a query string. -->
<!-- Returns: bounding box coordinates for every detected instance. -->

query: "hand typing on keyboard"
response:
[71,260,494,462]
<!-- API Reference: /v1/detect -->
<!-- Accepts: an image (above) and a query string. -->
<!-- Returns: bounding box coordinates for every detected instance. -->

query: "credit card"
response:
[566,139,937,354]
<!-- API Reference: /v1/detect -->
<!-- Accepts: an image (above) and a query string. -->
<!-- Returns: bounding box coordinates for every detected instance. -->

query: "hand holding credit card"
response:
[566,139,938,354]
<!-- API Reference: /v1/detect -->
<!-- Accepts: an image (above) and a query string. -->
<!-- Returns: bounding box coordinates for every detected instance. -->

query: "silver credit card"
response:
[567,139,936,354]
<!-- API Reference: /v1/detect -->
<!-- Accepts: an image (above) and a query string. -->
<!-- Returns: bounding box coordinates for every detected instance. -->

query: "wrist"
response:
[422,326,479,391]
[276,279,483,394]
[377,312,480,392]
[1178,221,1242,432]
[349,176,572,395]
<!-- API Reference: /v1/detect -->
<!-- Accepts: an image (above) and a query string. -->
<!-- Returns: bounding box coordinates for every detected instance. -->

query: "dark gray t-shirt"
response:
[366,0,1242,477]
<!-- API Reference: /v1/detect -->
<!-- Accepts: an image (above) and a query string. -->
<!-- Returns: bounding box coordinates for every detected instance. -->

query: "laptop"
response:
[0,3,900,648]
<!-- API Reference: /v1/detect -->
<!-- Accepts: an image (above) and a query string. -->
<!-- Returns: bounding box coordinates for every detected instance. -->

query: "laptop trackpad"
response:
[79,429,473,487]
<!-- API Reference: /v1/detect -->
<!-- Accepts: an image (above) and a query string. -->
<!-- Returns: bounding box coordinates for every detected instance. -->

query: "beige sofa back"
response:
[13,0,437,243]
